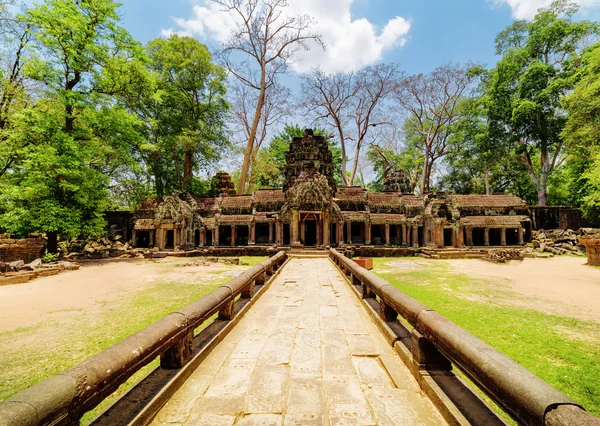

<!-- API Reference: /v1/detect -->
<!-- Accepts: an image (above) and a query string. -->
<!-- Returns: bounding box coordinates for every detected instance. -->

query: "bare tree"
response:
[393,63,476,194]
[229,80,292,192]
[215,0,321,194]
[302,63,400,186]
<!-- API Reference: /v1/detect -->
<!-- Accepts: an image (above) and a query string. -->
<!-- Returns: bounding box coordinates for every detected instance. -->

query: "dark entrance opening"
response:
[330,223,337,246]
[506,228,519,246]
[489,228,502,246]
[304,220,317,246]
[137,231,150,248]
[391,225,401,246]
[237,226,249,246]
[206,230,213,246]
[443,228,454,247]
[194,230,200,247]
[219,226,232,246]
[472,228,485,246]
[256,223,270,244]
[351,223,364,244]
[165,230,175,249]
[371,225,384,245]
[418,226,424,247]
[283,224,290,245]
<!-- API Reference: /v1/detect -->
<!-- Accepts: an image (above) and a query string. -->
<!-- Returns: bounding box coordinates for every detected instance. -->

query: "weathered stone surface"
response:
[149,258,447,426]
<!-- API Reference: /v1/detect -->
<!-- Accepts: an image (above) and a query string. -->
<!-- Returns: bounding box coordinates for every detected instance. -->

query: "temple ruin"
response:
[133,129,531,251]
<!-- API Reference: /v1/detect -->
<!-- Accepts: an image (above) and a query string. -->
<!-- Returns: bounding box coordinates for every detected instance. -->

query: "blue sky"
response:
[118,0,600,76]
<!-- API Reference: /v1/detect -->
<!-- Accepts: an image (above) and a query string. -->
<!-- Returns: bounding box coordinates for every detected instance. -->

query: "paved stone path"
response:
[151,258,447,426]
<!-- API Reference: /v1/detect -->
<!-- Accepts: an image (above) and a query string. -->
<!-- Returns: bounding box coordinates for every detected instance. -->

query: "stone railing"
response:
[0,251,287,426]
[329,248,600,426]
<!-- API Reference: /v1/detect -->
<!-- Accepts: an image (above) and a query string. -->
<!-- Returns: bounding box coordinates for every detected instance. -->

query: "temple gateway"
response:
[133,130,531,251]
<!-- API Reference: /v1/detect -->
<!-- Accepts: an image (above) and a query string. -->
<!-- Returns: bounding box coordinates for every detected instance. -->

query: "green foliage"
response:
[42,252,59,263]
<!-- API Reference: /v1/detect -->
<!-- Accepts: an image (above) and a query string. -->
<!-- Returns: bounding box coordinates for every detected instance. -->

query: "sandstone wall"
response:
[0,239,45,263]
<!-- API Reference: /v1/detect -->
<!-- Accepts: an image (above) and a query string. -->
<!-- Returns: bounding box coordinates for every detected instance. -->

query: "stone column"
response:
[268,222,274,244]
[276,221,283,246]
[457,226,464,248]
[451,228,456,247]
[413,224,419,248]
[338,222,344,245]
[200,229,206,247]
[231,225,236,246]
[385,224,391,246]
[300,219,305,244]
[484,228,490,246]
[501,228,507,246]
[249,223,256,245]
[150,231,155,248]
[214,226,220,246]
[323,213,330,246]
[518,227,524,245]
[291,210,300,245]
[346,222,352,245]
[465,226,473,247]
[402,224,408,247]
[365,223,372,245]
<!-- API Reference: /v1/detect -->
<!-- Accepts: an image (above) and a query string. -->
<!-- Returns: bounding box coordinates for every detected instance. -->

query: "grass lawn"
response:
[371,258,600,417]
[0,256,268,423]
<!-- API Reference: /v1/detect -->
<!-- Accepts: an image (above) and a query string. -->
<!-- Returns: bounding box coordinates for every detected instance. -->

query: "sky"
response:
[119,0,600,76]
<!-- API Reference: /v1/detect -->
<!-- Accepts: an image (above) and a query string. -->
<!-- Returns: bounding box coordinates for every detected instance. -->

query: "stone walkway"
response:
[151,258,447,426]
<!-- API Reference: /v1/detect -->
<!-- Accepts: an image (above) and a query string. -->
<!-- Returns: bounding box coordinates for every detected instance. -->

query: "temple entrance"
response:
[304,220,317,246]
[194,230,200,247]
[137,231,150,248]
[165,230,174,249]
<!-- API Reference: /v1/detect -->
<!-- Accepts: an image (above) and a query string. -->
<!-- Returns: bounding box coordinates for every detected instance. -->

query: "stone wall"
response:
[529,207,596,230]
[351,246,416,258]
[0,238,45,263]
[167,246,287,258]
[581,235,600,266]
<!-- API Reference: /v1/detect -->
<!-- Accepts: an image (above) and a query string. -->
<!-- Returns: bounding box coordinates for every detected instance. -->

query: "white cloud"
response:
[161,0,411,74]
[493,0,596,20]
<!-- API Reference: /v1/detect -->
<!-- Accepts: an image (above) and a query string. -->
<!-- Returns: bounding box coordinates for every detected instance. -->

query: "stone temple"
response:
[133,129,531,251]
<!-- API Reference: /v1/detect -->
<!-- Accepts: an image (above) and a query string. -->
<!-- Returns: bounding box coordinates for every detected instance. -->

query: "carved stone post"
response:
[219,298,236,320]
[402,224,408,246]
[484,228,490,246]
[268,222,273,244]
[231,226,236,246]
[465,226,473,247]
[214,226,220,246]
[149,231,154,248]
[249,223,256,245]
[501,228,507,246]
[457,226,464,248]
[412,224,419,248]
[365,222,372,245]
[161,330,194,369]
[338,222,344,245]
[291,210,300,245]
[518,227,525,245]
[411,329,452,374]
[451,227,457,247]
[347,222,352,244]
[323,213,330,246]
[380,300,397,322]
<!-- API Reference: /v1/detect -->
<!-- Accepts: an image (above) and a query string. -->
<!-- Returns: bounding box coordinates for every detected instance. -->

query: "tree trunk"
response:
[484,164,490,195]
[47,231,58,254]
[238,72,267,194]
[183,150,193,192]
[420,153,430,195]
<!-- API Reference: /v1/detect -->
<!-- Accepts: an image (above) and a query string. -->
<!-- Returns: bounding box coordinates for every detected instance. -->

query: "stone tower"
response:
[383,170,412,194]
[212,171,236,196]
[283,129,337,193]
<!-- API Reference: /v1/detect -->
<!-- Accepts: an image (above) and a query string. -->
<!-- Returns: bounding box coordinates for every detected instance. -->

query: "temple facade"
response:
[133,130,531,251]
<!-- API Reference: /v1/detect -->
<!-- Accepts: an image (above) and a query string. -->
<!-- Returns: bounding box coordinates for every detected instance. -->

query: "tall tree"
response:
[215,0,321,194]
[486,0,598,206]
[0,0,144,252]
[393,63,476,194]
[302,63,400,187]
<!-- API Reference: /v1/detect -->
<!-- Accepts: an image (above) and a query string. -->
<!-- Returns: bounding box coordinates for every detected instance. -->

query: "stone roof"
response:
[134,219,155,230]
[402,195,425,207]
[335,187,367,202]
[370,214,407,224]
[221,196,253,209]
[192,197,219,211]
[342,212,369,222]
[253,189,284,203]
[450,195,526,208]
[460,215,530,227]
[219,215,254,225]
[367,193,401,206]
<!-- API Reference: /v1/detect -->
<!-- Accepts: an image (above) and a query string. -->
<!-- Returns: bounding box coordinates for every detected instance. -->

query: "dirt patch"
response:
[0,257,242,333]
[446,257,600,323]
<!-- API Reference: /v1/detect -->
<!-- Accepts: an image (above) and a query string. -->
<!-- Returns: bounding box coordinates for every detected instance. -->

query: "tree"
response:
[393,63,477,194]
[215,0,321,194]
[0,0,144,252]
[486,0,598,206]
[302,63,400,187]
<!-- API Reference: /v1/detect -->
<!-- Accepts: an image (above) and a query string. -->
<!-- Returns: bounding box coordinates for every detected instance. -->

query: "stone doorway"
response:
[165,230,174,249]
[137,231,151,248]
[304,220,317,246]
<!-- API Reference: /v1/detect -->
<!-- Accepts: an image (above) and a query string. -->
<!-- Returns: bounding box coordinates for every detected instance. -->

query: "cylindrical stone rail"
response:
[0,251,287,426]
[329,248,600,426]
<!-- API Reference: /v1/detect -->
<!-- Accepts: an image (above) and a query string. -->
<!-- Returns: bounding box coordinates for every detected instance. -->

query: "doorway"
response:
[304,220,317,246]
[165,230,174,249]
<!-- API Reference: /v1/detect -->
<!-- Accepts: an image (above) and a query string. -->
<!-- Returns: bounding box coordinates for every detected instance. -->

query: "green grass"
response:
[0,257,268,423]
[371,258,600,417]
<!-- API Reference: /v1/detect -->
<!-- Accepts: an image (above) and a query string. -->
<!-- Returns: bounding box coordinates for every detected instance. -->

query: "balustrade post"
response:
[241,281,255,298]
[160,330,194,369]
[380,300,397,322]
[411,329,452,373]
[255,272,266,286]
[218,298,236,320]
[361,283,374,299]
